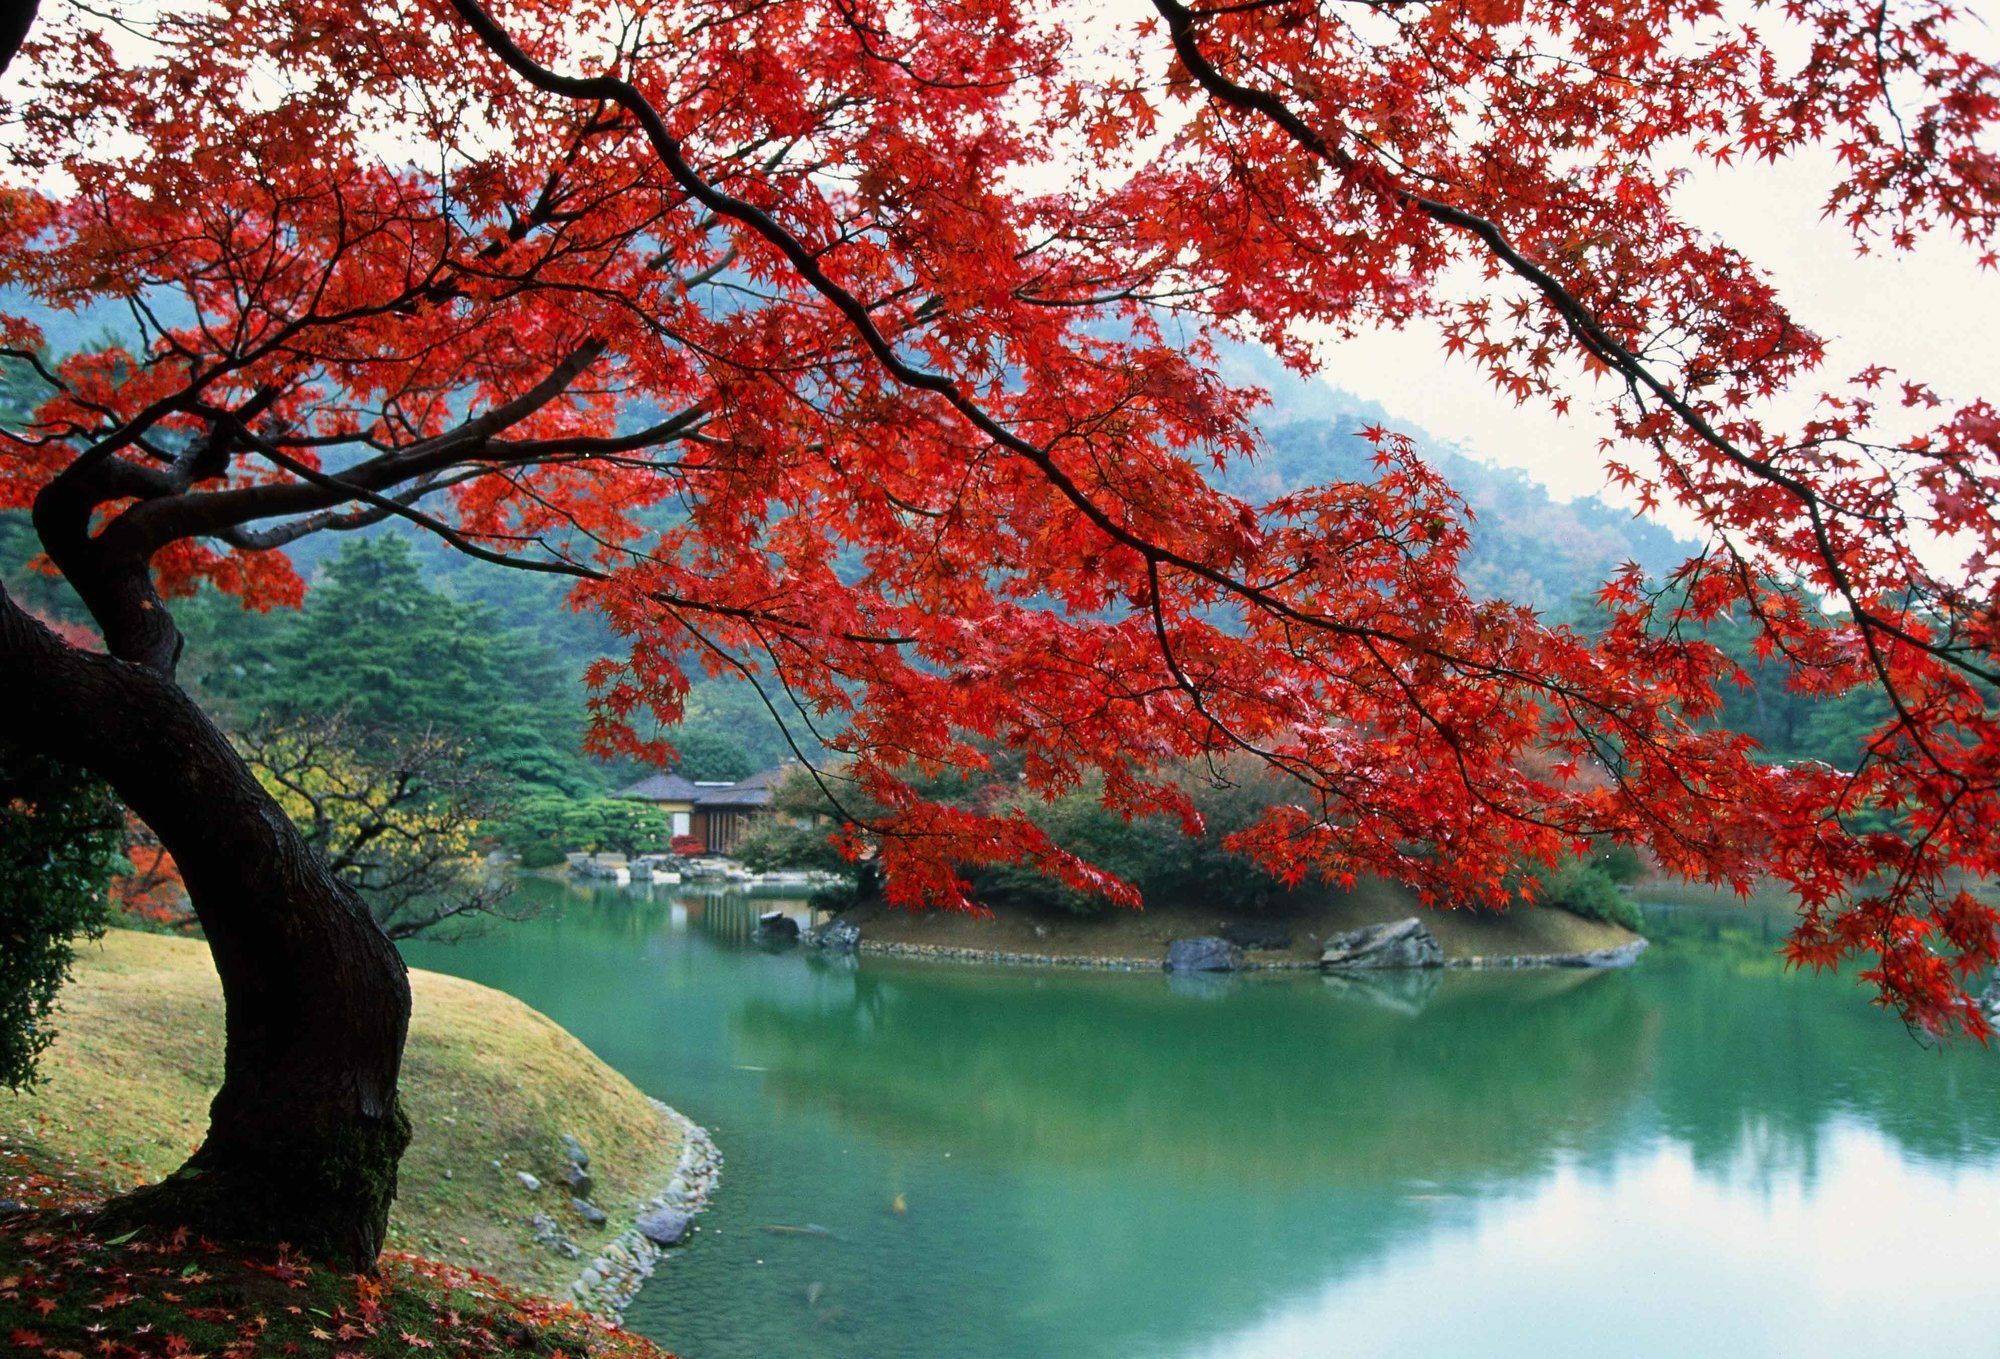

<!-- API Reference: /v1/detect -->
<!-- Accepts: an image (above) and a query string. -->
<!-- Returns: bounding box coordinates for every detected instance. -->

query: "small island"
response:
[824,880,1645,973]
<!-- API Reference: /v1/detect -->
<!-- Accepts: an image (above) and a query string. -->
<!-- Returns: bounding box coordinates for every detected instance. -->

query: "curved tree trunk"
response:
[0,587,411,1269]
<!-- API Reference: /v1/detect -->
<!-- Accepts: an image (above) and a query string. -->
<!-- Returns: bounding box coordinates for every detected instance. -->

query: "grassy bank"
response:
[4,929,682,1302]
[846,876,1642,965]
[1,1148,676,1359]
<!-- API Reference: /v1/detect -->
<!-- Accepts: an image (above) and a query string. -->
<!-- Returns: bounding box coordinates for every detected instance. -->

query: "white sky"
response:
[1303,15,2000,533]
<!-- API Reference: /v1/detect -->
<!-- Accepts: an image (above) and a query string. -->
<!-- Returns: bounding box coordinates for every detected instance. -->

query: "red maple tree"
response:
[2,0,1997,1263]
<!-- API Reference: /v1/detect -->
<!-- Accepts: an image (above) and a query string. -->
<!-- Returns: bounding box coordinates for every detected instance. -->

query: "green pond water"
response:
[402,880,2000,1359]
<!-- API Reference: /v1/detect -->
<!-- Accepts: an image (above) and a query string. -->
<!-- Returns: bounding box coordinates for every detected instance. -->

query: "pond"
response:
[402,879,2000,1359]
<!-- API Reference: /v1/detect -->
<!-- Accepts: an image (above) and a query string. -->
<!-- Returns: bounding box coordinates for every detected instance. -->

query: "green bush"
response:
[516,842,567,870]
[0,752,123,1089]
[735,819,847,875]
[1540,861,1643,932]
[1595,842,1645,885]
[486,793,672,859]
[975,767,1286,915]
[808,878,863,914]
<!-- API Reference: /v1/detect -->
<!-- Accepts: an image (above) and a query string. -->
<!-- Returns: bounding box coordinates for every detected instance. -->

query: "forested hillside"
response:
[1212,344,1692,610]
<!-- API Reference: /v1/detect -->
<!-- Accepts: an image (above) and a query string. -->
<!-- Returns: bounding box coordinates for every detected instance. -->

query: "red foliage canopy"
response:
[4,0,1999,1032]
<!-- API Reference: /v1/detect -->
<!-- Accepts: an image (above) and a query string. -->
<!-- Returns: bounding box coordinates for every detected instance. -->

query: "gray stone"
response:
[806,918,861,954]
[1320,917,1445,970]
[1164,936,1244,973]
[561,1133,591,1168]
[564,1161,593,1195]
[517,1170,543,1192]
[1568,940,1649,969]
[1979,970,2000,1018]
[756,910,801,943]
[572,1198,608,1226]
[0,1198,24,1213]
[636,1207,694,1246]
[530,1212,582,1259]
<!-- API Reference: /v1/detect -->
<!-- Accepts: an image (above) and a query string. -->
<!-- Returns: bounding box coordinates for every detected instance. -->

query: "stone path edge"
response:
[851,937,1649,972]
[568,1100,723,1324]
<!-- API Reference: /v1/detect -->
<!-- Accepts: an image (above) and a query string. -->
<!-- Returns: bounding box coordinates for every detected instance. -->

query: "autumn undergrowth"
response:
[6,931,682,1301]
[0,1142,675,1359]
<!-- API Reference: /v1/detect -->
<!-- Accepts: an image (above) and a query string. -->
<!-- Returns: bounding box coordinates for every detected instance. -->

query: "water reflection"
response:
[731,962,1654,1187]
[404,882,2000,1359]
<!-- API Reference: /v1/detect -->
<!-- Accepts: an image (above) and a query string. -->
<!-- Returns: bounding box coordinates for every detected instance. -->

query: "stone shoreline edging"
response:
[854,936,1648,972]
[1445,939,1650,970]
[567,1099,722,1324]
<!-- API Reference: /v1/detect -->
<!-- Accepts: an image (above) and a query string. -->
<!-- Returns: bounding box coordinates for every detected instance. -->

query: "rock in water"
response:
[1981,970,2000,1020]
[1164,936,1244,972]
[806,918,862,954]
[1320,917,1445,970]
[636,1207,693,1246]
[757,910,801,943]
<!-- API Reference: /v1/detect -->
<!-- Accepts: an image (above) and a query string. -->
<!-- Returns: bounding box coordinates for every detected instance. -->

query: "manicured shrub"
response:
[1540,861,1643,932]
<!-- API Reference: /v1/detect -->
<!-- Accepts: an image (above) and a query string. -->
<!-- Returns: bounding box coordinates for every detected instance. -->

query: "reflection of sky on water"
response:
[1184,1125,2000,1359]
[406,885,2000,1359]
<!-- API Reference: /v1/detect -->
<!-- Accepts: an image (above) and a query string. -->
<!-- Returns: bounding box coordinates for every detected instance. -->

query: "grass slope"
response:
[1,1147,676,1359]
[848,876,1641,964]
[4,930,681,1301]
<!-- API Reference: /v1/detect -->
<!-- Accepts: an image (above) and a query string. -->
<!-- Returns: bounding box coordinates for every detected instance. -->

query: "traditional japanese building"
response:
[617,766,790,854]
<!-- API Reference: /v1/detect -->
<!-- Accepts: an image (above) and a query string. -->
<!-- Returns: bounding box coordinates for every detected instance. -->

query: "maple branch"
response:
[445,0,1509,675]
[95,340,613,557]
[442,0,1757,861]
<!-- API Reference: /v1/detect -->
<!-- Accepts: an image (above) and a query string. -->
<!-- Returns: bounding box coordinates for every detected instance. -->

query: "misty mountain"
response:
[1214,346,1694,613]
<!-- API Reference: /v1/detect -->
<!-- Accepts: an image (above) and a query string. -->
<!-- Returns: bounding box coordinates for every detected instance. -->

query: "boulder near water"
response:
[1165,937,1245,972]
[756,911,801,943]
[636,1207,694,1246]
[1319,918,1445,971]
[806,918,862,954]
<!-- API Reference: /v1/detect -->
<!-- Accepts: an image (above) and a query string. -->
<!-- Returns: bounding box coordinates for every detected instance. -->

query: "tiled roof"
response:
[693,781,775,807]
[625,765,792,807]
[615,772,704,802]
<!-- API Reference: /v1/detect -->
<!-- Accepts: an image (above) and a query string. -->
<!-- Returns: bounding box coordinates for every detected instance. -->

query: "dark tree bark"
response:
[0,1,36,81]
[0,582,412,1269]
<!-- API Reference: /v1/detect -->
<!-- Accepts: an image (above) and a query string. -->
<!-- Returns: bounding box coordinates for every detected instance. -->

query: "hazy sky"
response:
[1305,79,2000,537]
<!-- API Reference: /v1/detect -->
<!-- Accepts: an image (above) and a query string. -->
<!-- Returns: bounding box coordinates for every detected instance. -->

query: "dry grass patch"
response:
[5,929,681,1300]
